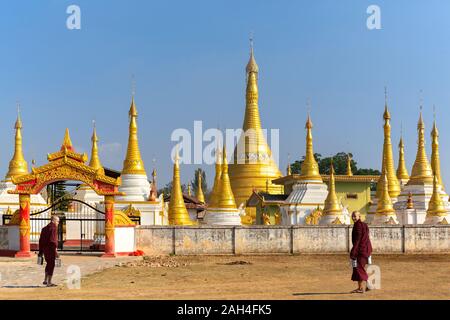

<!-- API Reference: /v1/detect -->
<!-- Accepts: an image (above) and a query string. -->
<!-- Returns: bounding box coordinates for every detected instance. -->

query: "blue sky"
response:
[1,0,450,188]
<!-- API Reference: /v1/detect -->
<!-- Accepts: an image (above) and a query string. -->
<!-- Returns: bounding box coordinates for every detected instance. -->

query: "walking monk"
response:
[38,215,60,287]
[350,211,372,293]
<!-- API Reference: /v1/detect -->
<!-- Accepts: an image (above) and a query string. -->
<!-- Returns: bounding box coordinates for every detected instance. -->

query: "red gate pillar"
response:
[15,194,32,258]
[102,195,116,257]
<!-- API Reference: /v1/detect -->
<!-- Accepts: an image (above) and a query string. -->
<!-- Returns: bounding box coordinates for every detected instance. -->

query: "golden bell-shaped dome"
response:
[323,161,342,215]
[407,112,433,185]
[168,148,196,225]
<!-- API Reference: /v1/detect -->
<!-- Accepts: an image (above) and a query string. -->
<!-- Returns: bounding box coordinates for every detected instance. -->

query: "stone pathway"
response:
[0,253,141,288]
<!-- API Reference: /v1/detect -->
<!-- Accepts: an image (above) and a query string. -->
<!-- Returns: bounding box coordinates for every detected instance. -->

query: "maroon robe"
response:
[350,220,372,281]
[38,222,58,276]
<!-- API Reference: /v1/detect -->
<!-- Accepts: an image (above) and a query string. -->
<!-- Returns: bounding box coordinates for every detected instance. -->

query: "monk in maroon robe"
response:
[350,211,372,293]
[38,215,60,287]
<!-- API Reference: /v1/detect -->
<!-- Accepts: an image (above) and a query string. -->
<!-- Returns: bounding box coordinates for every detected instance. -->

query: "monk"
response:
[38,215,60,287]
[350,211,372,293]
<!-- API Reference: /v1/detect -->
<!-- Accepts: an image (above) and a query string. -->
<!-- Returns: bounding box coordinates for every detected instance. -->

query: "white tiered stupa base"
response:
[203,208,242,226]
[319,210,351,225]
[424,214,449,225]
[281,181,328,225]
[116,174,151,202]
[372,213,399,224]
[394,184,449,225]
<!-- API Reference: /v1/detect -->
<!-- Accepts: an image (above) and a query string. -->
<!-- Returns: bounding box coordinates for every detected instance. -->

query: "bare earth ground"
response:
[0,254,449,300]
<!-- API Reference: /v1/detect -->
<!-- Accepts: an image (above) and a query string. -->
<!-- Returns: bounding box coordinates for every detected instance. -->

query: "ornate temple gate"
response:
[28,198,106,252]
[7,135,123,258]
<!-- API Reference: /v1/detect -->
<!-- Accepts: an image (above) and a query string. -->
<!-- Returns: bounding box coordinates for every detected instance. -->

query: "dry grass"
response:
[1,254,449,300]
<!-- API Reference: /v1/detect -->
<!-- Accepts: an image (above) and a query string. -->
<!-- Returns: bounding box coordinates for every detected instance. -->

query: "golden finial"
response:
[218,145,238,209]
[196,170,205,203]
[431,105,444,189]
[346,154,353,176]
[89,121,105,175]
[376,173,395,215]
[5,102,29,180]
[208,144,223,208]
[246,34,259,75]
[407,108,433,186]
[323,159,342,216]
[300,105,322,181]
[61,128,74,151]
[122,93,146,175]
[426,175,447,217]
[168,146,195,225]
[376,93,400,199]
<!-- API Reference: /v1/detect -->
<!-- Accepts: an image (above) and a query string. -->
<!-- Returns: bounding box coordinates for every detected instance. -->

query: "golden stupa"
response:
[322,161,342,216]
[217,146,237,209]
[195,170,205,204]
[376,102,400,199]
[89,122,105,175]
[376,173,395,215]
[168,147,196,225]
[122,96,146,175]
[346,154,353,176]
[426,175,447,217]
[5,109,28,180]
[300,113,322,181]
[228,39,283,209]
[208,147,222,208]
[396,135,409,182]
[431,118,444,190]
[406,112,433,186]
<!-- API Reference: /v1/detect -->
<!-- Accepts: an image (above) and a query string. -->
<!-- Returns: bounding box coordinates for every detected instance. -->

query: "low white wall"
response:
[114,226,136,253]
[0,225,19,251]
[136,225,450,255]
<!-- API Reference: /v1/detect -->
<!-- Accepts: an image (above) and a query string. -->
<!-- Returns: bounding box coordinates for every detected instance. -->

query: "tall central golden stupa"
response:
[228,40,283,210]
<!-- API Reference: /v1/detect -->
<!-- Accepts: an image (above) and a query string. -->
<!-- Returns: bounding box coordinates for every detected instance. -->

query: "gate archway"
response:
[8,129,123,258]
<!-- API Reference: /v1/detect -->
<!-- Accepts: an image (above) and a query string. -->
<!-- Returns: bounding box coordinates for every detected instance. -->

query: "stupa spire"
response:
[209,145,223,208]
[407,108,433,185]
[376,90,400,198]
[168,147,195,225]
[218,146,237,209]
[396,127,409,181]
[300,109,322,181]
[89,121,105,175]
[122,95,146,175]
[426,175,447,217]
[323,160,342,216]
[196,170,205,204]
[228,38,282,207]
[346,154,353,176]
[376,173,395,215]
[5,103,28,180]
[431,107,444,189]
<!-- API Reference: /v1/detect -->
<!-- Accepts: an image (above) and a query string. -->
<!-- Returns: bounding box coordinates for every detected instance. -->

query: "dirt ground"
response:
[1,254,449,300]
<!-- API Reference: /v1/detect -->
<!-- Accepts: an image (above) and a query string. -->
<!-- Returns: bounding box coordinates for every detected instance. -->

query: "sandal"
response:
[46,283,57,287]
[351,289,364,294]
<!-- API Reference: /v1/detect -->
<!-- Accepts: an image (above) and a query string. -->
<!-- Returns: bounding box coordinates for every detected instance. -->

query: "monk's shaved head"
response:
[51,215,60,225]
[352,211,361,222]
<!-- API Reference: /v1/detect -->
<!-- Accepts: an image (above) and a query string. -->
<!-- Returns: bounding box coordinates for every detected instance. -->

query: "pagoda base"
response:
[203,208,242,226]
[319,212,350,225]
[281,180,328,225]
[424,214,449,225]
[372,213,399,225]
[117,174,151,202]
